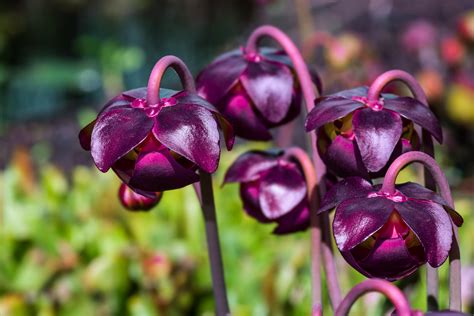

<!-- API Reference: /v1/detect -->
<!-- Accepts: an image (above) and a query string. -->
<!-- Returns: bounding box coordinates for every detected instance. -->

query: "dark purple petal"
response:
[353,108,403,172]
[173,90,220,113]
[395,200,453,267]
[223,150,280,184]
[260,48,323,95]
[196,54,248,105]
[384,97,442,143]
[318,132,369,179]
[153,104,220,173]
[305,97,363,132]
[353,236,424,280]
[319,177,374,213]
[396,182,463,226]
[79,119,96,151]
[174,90,235,150]
[219,92,272,141]
[258,163,307,219]
[91,107,153,172]
[129,149,199,192]
[240,60,294,123]
[240,182,271,223]
[97,96,130,116]
[273,200,310,234]
[333,197,394,251]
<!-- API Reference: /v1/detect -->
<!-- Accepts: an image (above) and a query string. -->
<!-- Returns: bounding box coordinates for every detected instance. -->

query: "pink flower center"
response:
[131,97,177,117]
[352,96,384,111]
[376,212,410,239]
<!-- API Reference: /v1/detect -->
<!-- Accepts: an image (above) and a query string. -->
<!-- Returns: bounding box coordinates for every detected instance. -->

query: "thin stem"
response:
[146,55,195,104]
[381,151,453,205]
[380,151,461,311]
[197,172,231,316]
[367,69,446,311]
[335,279,413,316]
[284,147,322,312]
[147,55,229,314]
[367,69,427,103]
[245,25,342,309]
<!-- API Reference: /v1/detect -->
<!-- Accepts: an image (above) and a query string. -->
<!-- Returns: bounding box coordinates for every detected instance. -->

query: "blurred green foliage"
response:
[1,145,473,315]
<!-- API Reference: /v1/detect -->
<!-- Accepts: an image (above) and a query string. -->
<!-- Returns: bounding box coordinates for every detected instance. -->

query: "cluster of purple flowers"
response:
[79,25,465,315]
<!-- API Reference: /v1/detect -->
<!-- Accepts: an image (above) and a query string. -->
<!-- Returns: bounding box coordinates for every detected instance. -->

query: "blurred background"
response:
[1,0,473,315]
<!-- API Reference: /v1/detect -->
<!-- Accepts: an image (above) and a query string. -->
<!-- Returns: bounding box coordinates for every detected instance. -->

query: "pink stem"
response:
[380,150,461,311]
[335,279,413,316]
[284,147,322,311]
[381,151,453,205]
[146,55,195,104]
[367,69,427,103]
[147,55,229,315]
[246,25,342,309]
[367,69,454,311]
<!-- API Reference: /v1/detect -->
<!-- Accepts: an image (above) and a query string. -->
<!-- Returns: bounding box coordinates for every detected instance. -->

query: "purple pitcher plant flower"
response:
[79,87,234,193]
[318,155,463,280]
[196,47,321,141]
[223,149,310,234]
[118,183,162,211]
[305,83,442,179]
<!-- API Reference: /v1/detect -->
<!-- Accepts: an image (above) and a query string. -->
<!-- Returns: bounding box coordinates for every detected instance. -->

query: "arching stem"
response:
[147,55,196,104]
[380,151,460,311]
[368,69,460,311]
[147,55,230,315]
[284,147,322,314]
[335,279,414,316]
[246,25,342,309]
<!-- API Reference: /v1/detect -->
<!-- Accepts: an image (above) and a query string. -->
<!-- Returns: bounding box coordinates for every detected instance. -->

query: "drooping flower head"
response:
[79,87,234,193]
[118,183,162,211]
[318,177,462,281]
[305,86,442,179]
[196,47,321,141]
[223,149,310,234]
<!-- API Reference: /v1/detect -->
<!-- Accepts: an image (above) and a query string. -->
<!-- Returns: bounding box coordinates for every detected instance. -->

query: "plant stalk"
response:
[284,147,322,312]
[147,55,230,315]
[196,172,231,316]
[335,279,413,316]
[368,69,461,311]
[246,25,342,309]
[381,151,460,311]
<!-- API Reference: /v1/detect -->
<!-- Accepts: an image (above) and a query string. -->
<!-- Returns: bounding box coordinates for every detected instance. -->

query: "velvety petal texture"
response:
[79,87,232,193]
[91,107,153,172]
[224,149,310,235]
[306,85,443,178]
[118,183,162,211]
[352,108,403,172]
[224,150,280,183]
[240,60,293,123]
[334,197,394,251]
[258,163,306,219]
[196,47,320,141]
[384,97,443,142]
[323,176,462,281]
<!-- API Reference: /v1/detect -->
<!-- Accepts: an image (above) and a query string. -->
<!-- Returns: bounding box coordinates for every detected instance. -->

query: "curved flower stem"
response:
[381,151,461,311]
[147,55,230,315]
[284,147,322,314]
[368,70,461,311]
[335,279,413,316]
[146,55,196,104]
[381,151,453,205]
[246,25,342,309]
